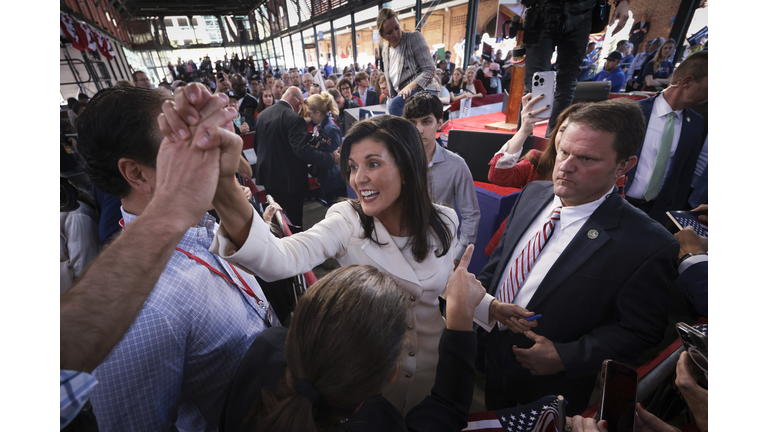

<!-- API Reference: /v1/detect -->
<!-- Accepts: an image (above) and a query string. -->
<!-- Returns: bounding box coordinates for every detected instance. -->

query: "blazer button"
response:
[405,373,412,378]
[410,295,416,301]
[408,352,415,357]
[407,324,414,330]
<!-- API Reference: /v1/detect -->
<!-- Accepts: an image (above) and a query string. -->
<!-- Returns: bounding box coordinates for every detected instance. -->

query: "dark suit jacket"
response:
[220,326,477,432]
[629,21,650,45]
[353,88,380,107]
[478,181,678,408]
[254,100,335,195]
[676,261,707,317]
[626,96,706,223]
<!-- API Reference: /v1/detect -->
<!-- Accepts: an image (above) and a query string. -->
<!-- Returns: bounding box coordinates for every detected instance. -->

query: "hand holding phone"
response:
[530,71,555,119]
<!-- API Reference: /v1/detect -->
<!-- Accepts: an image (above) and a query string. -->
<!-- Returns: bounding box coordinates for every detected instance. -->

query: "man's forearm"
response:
[60,202,189,373]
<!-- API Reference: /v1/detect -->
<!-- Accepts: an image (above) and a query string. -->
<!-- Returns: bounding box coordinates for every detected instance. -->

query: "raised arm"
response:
[61,86,234,372]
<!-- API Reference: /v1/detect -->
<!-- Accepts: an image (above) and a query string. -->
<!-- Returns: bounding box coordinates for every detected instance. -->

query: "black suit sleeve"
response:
[553,239,679,378]
[676,261,708,317]
[287,114,335,170]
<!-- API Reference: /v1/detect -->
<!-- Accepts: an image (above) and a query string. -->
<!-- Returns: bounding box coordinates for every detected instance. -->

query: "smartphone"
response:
[531,71,556,118]
[217,72,224,80]
[675,322,708,384]
[666,211,708,237]
[597,360,637,432]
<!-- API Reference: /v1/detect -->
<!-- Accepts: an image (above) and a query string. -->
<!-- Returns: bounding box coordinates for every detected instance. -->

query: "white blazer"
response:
[210,201,458,414]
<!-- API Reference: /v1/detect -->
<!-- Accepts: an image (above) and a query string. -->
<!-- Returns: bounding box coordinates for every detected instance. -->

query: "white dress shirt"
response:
[475,189,613,331]
[626,94,684,199]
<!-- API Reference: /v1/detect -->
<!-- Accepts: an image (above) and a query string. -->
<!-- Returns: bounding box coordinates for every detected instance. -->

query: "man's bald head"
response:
[324,79,335,89]
[282,86,304,112]
[231,73,247,98]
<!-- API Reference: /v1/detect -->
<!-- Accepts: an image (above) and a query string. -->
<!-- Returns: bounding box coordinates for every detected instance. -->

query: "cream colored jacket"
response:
[210,201,458,414]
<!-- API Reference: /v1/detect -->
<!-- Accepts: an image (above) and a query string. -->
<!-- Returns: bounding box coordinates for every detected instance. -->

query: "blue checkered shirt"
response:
[60,370,98,429]
[90,209,273,431]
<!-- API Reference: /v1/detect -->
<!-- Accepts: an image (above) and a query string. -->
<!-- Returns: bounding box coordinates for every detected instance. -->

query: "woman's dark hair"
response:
[340,115,453,262]
[525,103,585,180]
[256,89,273,113]
[246,265,408,432]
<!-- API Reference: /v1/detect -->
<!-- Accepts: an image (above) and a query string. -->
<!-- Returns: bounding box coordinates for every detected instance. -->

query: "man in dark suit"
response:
[445,50,456,75]
[629,14,651,55]
[473,99,678,415]
[352,71,379,107]
[624,51,708,224]
[254,86,339,229]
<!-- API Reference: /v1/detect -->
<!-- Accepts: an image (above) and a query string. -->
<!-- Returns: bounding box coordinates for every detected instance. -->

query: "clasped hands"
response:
[489,299,564,375]
[152,83,245,228]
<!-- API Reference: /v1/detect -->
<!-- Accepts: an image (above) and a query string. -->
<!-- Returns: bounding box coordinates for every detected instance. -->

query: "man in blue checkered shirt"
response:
[76,86,276,431]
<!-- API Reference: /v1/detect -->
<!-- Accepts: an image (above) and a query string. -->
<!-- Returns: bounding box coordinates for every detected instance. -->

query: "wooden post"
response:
[505,27,526,125]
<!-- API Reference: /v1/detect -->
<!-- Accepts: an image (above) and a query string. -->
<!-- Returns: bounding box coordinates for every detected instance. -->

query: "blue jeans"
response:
[387,88,437,116]
[519,0,595,136]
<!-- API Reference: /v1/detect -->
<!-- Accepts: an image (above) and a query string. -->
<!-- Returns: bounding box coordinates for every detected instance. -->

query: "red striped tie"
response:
[497,207,562,303]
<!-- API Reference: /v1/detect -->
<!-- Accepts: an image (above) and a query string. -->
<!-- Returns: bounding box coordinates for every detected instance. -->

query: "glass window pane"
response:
[298,0,311,23]
[334,15,352,72]
[283,37,295,69]
[287,0,299,27]
[303,29,317,69]
[316,21,332,71]
[355,6,380,71]
[292,32,304,70]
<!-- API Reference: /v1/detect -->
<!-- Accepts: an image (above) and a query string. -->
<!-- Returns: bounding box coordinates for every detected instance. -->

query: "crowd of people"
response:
[61,3,708,431]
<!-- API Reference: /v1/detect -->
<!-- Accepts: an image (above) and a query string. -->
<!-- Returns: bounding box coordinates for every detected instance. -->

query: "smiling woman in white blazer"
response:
[210,115,458,415]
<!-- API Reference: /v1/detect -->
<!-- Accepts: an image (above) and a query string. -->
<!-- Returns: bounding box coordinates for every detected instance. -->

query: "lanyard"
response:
[174,247,272,328]
[119,218,272,327]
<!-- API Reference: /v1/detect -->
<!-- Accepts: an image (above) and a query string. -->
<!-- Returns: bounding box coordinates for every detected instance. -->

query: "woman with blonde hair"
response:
[378,7,441,116]
[306,92,346,202]
[642,38,676,91]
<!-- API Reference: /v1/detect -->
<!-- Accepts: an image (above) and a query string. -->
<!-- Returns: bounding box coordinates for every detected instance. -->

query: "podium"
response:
[342,104,389,135]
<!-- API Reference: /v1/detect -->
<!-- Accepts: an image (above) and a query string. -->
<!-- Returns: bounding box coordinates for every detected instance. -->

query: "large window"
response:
[333,15,353,72]
[292,32,305,69]
[316,21,332,71]
[282,37,295,70]
[355,6,380,70]
[303,29,317,69]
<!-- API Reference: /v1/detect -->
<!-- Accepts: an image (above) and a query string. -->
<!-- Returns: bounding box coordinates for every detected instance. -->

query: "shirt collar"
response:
[428,142,445,167]
[552,189,613,229]
[120,206,217,245]
[657,92,683,118]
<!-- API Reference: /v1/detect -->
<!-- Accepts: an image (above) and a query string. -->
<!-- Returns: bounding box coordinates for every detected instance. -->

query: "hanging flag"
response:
[60,12,88,51]
[83,24,100,52]
[106,38,116,60]
[463,395,564,432]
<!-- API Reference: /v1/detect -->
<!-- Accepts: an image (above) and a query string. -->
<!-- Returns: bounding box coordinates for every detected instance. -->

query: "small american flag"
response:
[668,211,708,237]
[463,395,564,432]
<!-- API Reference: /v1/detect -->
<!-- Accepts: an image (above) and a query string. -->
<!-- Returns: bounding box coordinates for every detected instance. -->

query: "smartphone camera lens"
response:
[539,78,545,84]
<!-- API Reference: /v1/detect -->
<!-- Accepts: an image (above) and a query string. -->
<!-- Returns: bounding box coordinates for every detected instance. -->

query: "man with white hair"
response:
[253,86,339,228]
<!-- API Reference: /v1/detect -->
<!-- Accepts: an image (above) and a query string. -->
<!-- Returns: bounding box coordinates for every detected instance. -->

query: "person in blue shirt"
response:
[590,51,626,93]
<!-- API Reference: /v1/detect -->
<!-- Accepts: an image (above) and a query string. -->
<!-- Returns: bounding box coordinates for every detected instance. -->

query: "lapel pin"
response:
[686,117,690,122]
[587,229,599,239]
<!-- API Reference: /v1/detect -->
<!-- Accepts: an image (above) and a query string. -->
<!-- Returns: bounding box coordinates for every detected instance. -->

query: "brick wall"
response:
[624,0,684,53]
